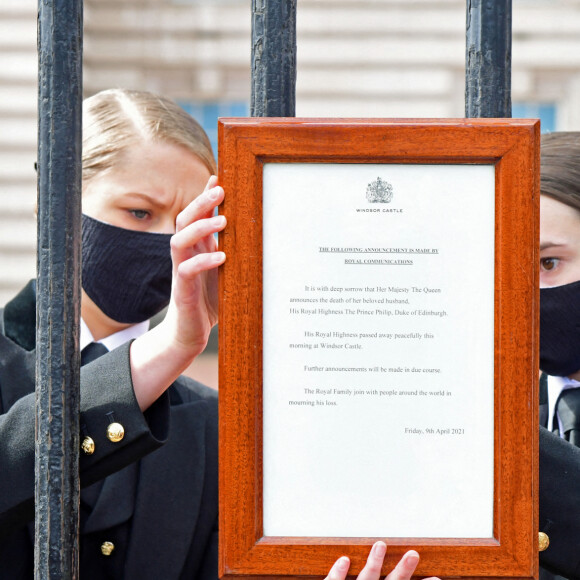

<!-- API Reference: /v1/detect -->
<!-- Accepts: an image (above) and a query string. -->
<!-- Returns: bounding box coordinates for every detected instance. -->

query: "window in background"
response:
[512,102,556,133]
[179,101,249,159]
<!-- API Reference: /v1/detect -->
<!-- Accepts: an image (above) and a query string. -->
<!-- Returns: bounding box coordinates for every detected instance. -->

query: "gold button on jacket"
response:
[539,532,550,552]
[101,541,115,556]
[106,422,125,442]
[81,436,95,455]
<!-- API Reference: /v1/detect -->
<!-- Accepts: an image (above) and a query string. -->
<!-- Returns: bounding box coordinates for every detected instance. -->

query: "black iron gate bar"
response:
[465,0,512,118]
[36,0,83,577]
[251,0,297,118]
[34,0,511,576]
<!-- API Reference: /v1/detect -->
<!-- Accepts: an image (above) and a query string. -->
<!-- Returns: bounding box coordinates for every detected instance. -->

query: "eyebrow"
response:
[540,242,566,251]
[121,192,166,210]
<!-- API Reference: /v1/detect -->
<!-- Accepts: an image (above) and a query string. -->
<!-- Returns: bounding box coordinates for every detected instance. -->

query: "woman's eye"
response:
[129,209,150,220]
[540,257,559,271]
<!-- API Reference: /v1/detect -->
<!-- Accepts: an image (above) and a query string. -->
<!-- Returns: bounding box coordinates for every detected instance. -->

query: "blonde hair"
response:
[82,88,216,183]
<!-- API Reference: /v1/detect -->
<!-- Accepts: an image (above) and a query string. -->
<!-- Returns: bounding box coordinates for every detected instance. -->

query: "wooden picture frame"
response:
[218,119,540,580]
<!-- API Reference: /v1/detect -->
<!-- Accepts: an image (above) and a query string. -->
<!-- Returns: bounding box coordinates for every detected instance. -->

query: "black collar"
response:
[3,280,37,351]
[2,280,168,355]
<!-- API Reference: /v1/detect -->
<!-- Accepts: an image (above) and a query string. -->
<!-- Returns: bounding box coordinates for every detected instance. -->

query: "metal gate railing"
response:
[35,0,510,576]
[36,0,83,577]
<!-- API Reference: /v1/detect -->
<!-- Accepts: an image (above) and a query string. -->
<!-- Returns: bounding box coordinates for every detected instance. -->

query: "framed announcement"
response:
[218,119,540,579]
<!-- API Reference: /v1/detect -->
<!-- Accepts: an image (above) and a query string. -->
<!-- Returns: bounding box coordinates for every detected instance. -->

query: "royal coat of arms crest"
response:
[366,177,393,203]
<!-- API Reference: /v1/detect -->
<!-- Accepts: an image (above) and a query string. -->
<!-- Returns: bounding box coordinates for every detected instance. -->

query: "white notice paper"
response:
[262,163,495,538]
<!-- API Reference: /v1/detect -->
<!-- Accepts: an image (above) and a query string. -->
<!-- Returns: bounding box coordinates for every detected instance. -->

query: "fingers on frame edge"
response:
[385,550,420,580]
[356,541,388,580]
[175,183,224,232]
[176,252,226,279]
[170,216,225,253]
[325,556,351,580]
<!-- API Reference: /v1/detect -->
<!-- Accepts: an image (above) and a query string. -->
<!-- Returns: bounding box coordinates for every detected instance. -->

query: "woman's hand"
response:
[129,175,225,410]
[326,542,439,580]
[165,174,225,355]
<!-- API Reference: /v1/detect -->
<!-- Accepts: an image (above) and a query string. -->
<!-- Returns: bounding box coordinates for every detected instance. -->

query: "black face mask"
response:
[540,279,580,377]
[82,214,173,324]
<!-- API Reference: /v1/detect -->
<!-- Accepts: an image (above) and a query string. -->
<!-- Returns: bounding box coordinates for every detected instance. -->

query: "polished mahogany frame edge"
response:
[218,119,540,580]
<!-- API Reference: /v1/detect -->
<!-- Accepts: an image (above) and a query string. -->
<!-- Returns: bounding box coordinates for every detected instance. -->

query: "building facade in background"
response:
[1,0,579,305]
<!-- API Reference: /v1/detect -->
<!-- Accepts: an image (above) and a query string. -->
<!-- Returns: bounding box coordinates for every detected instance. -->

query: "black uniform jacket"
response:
[0,281,218,579]
[540,409,580,579]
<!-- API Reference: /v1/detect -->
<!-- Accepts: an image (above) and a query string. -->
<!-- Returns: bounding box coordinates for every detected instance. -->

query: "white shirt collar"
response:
[547,374,580,432]
[80,317,150,352]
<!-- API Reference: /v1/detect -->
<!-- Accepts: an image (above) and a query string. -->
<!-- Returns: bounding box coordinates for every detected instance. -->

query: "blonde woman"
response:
[0,89,435,580]
[0,89,223,578]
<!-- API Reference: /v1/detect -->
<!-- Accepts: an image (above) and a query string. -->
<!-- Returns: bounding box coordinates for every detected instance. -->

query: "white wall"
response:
[3,0,580,306]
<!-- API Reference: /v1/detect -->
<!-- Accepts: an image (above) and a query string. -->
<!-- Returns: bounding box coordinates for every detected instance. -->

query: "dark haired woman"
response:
[539,132,580,580]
